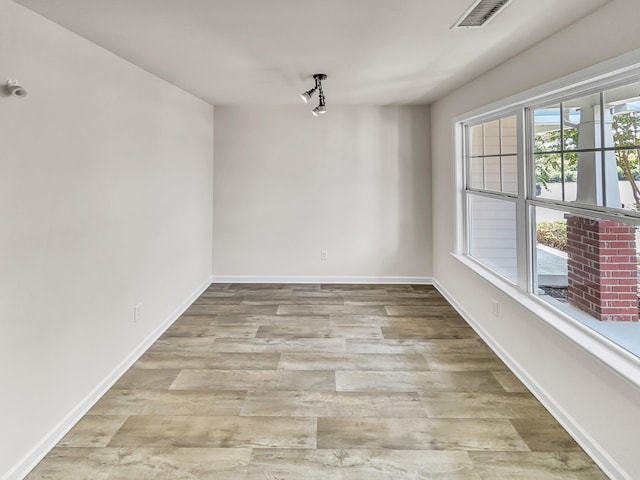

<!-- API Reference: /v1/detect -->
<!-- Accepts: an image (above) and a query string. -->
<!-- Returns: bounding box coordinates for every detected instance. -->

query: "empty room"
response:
[2,0,640,478]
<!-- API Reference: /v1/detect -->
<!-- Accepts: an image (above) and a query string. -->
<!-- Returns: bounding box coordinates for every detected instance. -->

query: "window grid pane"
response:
[466,117,519,196]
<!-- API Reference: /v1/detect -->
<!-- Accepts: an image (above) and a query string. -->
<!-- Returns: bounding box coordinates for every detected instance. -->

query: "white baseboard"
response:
[432,279,630,480]
[211,275,433,285]
[3,276,213,480]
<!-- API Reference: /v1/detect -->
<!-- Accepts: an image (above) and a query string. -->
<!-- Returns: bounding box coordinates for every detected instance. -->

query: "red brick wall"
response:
[566,216,638,322]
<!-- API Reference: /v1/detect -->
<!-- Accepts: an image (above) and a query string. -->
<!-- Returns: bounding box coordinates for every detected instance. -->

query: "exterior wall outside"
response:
[468,196,517,281]
[566,217,638,321]
[0,1,214,477]
[431,0,640,477]
[213,105,432,280]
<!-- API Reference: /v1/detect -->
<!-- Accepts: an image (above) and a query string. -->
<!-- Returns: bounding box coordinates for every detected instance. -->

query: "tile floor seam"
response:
[25,283,607,479]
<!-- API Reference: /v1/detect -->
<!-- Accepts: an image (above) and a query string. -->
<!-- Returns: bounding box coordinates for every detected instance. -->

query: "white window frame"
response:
[463,112,523,286]
[453,50,640,389]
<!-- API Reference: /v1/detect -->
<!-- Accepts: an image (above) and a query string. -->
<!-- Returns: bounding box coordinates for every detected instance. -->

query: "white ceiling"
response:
[15,0,610,105]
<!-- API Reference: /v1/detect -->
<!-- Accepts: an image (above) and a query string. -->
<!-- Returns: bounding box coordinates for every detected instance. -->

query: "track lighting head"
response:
[312,104,327,116]
[300,87,316,103]
[301,73,328,116]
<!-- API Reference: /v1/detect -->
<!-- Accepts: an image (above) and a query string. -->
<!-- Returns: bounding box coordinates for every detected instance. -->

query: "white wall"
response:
[431,0,640,478]
[213,105,431,281]
[0,1,213,477]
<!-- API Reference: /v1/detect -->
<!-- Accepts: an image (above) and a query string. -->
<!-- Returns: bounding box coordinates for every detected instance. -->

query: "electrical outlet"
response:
[491,298,499,317]
[133,303,142,323]
[320,250,328,261]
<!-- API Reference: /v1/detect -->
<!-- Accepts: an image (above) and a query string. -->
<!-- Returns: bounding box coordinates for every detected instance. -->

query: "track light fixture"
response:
[300,74,327,116]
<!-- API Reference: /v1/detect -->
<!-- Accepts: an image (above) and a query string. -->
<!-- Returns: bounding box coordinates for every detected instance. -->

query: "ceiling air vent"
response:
[452,0,513,28]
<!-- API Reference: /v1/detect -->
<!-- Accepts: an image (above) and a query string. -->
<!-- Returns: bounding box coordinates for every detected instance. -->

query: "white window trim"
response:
[453,48,640,389]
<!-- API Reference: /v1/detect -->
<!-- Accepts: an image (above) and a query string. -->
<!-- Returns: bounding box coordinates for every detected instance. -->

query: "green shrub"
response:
[537,221,567,252]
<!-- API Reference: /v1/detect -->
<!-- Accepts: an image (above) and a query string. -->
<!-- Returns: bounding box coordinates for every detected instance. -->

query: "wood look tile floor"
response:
[26,284,607,479]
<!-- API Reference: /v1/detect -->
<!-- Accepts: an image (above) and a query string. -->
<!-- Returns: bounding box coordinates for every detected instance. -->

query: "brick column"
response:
[566,216,638,322]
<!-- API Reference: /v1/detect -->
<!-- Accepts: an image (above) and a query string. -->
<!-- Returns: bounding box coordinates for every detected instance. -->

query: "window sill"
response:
[451,252,640,389]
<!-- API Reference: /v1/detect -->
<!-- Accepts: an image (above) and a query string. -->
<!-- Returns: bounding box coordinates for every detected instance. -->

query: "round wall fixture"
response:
[6,79,27,97]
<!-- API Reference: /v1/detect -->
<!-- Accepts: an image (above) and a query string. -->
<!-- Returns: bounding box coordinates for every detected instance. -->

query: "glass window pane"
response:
[561,106,580,150]
[605,81,640,148]
[484,157,501,191]
[501,155,518,194]
[563,152,578,203]
[535,154,576,202]
[562,92,602,151]
[469,124,484,156]
[616,149,640,211]
[534,206,567,292]
[468,194,517,283]
[501,115,518,155]
[575,150,614,208]
[535,206,640,358]
[595,151,640,211]
[533,105,562,152]
[469,157,484,189]
[612,113,640,148]
[484,120,501,156]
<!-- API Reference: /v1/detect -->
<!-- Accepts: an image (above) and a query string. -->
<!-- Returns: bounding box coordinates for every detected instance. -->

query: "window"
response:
[465,116,519,283]
[460,70,640,364]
